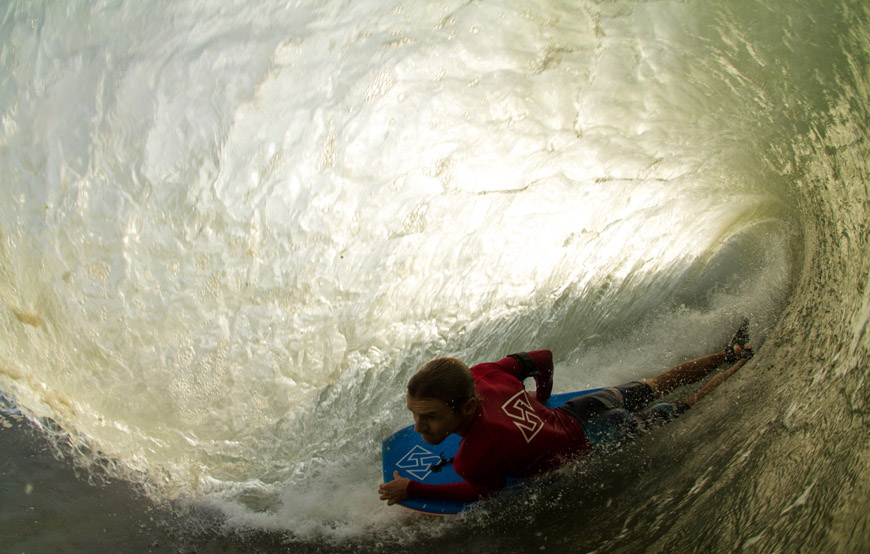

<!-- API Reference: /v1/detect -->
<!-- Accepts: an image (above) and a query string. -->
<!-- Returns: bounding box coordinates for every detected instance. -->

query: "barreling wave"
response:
[0,0,868,551]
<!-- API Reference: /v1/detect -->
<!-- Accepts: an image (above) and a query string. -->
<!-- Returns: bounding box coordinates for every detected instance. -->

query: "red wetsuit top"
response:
[406,351,590,502]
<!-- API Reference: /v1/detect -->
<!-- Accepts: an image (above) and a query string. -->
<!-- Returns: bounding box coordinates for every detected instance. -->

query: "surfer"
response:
[379,320,754,505]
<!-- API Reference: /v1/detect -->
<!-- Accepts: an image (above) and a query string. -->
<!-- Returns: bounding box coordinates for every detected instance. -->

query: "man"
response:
[379,321,754,505]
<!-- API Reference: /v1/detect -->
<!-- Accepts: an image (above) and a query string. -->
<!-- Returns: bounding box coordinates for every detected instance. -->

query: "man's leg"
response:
[643,338,752,398]
[644,319,752,398]
[560,322,754,445]
[680,357,749,408]
[643,350,729,398]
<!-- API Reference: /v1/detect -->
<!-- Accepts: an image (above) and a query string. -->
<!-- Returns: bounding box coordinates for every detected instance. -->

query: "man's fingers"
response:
[379,471,408,505]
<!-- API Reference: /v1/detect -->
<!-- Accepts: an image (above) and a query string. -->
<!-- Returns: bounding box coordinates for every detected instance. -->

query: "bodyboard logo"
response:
[501,390,544,443]
[396,445,442,480]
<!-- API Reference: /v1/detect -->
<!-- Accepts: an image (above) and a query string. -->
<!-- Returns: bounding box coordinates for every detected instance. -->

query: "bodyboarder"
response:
[378,320,755,505]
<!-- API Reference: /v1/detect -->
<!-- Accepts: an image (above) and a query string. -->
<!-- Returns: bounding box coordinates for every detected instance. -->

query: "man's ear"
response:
[461,396,478,417]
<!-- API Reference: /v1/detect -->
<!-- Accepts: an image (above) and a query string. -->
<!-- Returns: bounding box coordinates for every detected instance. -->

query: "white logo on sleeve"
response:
[501,391,544,443]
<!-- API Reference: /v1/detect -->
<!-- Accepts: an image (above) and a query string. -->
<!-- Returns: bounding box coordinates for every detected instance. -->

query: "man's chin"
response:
[421,434,445,445]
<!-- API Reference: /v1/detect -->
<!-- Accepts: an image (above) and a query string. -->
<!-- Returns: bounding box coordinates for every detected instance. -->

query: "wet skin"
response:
[406,395,466,445]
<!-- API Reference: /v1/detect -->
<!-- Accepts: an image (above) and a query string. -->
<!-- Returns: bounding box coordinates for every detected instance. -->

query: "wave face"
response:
[1,0,867,551]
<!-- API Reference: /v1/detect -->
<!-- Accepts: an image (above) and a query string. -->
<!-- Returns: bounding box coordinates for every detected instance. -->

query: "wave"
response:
[1,0,868,551]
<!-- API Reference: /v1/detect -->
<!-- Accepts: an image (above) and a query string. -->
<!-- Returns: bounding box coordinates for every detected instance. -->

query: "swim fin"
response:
[725,318,754,363]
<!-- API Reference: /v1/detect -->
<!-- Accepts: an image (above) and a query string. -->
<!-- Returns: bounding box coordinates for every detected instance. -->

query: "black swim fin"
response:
[725,318,753,363]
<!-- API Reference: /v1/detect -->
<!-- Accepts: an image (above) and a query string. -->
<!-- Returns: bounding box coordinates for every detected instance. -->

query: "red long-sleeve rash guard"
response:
[406,351,589,502]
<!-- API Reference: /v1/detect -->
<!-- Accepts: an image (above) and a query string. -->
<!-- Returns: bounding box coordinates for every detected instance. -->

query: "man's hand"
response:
[379,471,411,505]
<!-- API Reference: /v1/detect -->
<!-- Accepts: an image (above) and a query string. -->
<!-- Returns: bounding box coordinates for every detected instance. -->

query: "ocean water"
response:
[0,0,867,552]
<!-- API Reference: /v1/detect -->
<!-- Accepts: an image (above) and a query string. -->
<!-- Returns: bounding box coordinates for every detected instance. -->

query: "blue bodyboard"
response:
[381,388,601,515]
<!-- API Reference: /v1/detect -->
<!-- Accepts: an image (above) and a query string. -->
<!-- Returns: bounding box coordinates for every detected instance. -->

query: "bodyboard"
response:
[381,387,601,515]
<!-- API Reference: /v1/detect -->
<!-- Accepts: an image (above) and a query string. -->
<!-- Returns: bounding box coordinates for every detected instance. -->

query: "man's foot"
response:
[725,318,754,363]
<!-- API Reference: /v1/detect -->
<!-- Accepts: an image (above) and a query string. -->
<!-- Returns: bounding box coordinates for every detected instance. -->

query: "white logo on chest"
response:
[501,390,544,443]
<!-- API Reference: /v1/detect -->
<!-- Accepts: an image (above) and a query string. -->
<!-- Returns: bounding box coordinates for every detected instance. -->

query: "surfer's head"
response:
[408,357,475,411]
[407,357,478,444]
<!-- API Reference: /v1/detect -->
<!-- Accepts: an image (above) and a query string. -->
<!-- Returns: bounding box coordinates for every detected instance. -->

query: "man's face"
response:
[407,394,463,445]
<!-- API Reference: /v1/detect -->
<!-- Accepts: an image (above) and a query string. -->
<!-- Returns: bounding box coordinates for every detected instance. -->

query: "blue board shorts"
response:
[557,381,689,449]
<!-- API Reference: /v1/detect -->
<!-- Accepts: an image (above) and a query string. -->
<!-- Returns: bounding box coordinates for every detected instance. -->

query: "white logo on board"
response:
[396,445,442,481]
[501,391,544,443]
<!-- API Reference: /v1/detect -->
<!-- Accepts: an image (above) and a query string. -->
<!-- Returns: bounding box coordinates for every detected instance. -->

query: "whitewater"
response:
[1,0,868,552]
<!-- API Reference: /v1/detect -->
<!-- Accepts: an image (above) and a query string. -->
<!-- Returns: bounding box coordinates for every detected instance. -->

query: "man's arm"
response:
[503,350,554,402]
[378,471,490,505]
